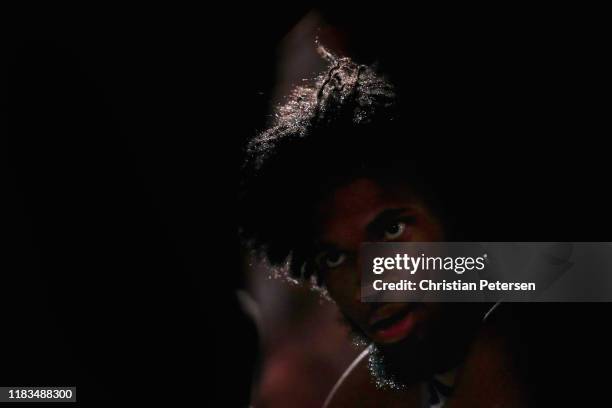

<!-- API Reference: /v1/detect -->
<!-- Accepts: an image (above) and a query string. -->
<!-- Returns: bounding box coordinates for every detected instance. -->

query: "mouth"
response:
[368,304,420,344]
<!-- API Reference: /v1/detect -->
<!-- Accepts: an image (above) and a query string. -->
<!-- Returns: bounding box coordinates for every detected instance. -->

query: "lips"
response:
[368,304,419,344]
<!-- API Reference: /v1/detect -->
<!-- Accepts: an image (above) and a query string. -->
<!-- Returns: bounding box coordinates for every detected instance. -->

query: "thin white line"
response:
[483,301,502,322]
[323,344,373,408]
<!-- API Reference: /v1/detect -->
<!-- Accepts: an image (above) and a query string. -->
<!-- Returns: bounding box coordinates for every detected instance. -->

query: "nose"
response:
[354,285,362,302]
[354,251,363,302]
[353,254,385,303]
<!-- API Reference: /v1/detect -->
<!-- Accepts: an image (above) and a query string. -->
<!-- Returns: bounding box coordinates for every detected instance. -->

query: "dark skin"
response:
[314,178,447,347]
[312,178,527,407]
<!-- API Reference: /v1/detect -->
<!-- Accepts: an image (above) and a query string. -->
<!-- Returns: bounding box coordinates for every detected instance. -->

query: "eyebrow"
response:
[313,208,412,254]
[313,241,345,254]
[365,208,409,238]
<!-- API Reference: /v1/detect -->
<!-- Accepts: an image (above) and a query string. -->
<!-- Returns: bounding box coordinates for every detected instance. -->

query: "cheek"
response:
[325,266,359,310]
[413,215,445,241]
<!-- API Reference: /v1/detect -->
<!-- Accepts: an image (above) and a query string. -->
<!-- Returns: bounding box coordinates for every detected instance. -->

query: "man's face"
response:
[313,178,485,385]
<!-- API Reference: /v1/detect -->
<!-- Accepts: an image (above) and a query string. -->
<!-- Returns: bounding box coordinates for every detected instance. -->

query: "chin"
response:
[367,336,436,389]
[367,322,475,389]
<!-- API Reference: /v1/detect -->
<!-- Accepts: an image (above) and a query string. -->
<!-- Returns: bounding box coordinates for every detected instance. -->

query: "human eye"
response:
[383,221,406,240]
[316,249,347,270]
[375,215,416,242]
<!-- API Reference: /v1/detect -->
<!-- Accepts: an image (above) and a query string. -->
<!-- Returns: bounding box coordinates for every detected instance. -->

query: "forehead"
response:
[315,178,412,245]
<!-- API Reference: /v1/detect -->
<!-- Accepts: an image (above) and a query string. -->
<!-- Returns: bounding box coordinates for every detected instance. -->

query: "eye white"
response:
[325,252,346,268]
[384,222,406,240]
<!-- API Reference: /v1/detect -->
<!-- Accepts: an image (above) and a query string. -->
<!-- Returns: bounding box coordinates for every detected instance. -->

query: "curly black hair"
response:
[239,49,474,281]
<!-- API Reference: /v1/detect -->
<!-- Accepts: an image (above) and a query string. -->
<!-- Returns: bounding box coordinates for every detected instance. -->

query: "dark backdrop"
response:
[5,4,611,407]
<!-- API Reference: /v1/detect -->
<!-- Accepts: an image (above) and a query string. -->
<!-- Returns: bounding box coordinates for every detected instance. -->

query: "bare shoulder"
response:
[324,346,422,408]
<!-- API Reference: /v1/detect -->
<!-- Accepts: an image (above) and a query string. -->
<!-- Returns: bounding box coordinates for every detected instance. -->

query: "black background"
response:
[4,4,611,407]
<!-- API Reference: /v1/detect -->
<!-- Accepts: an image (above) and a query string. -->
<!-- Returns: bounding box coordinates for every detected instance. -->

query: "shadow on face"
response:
[312,178,488,384]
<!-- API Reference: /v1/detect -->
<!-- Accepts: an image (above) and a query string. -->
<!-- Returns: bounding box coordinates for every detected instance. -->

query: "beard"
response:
[338,306,483,390]
[339,312,435,389]
[366,339,440,390]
